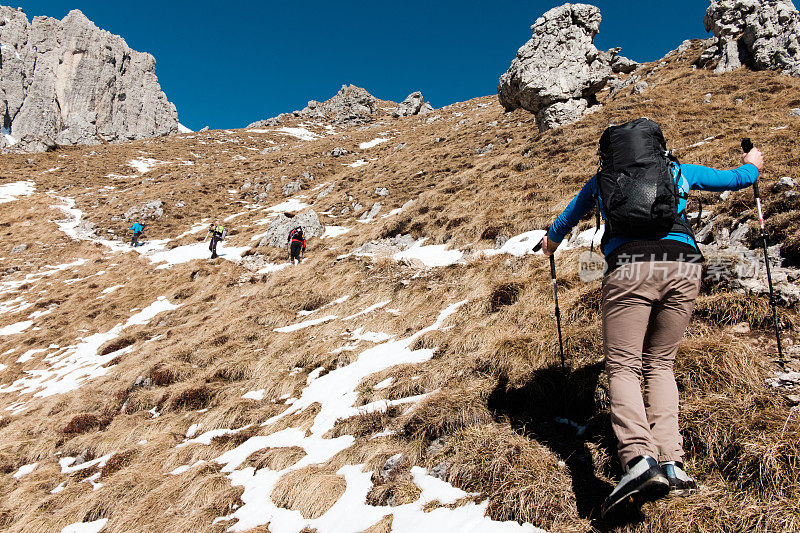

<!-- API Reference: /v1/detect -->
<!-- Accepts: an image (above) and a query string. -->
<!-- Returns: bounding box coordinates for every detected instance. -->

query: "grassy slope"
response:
[0,41,798,532]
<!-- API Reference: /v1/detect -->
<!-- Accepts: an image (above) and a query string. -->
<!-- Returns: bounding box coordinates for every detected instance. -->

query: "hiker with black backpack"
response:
[207,220,227,259]
[287,226,306,265]
[539,118,764,516]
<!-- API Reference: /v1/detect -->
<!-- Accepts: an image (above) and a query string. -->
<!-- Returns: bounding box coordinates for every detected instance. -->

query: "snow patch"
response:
[394,241,464,267]
[0,180,35,204]
[359,137,390,149]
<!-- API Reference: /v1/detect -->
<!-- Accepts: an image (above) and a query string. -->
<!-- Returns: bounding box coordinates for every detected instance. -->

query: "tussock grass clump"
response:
[694,292,795,329]
[681,392,800,501]
[641,481,800,532]
[676,336,764,393]
[149,364,179,386]
[101,449,136,477]
[362,515,393,533]
[444,423,581,531]
[488,283,523,313]
[98,335,137,356]
[170,386,214,411]
[243,447,307,471]
[62,414,101,434]
[366,468,421,507]
[271,466,346,519]
[401,382,494,442]
[328,407,400,439]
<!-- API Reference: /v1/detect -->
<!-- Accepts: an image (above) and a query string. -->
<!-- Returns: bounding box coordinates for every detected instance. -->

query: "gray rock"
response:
[354,234,416,256]
[331,147,349,157]
[240,254,271,272]
[198,126,210,132]
[0,6,178,153]
[260,146,280,154]
[430,461,449,481]
[774,176,796,191]
[497,3,615,131]
[475,143,494,155]
[704,93,713,104]
[607,47,639,73]
[316,183,335,200]
[392,91,434,117]
[257,211,324,248]
[248,85,381,126]
[379,453,406,481]
[303,85,379,125]
[632,81,649,95]
[791,108,800,116]
[375,187,389,196]
[729,222,750,245]
[393,143,406,151]
[124,199,163,221]
[281,181,302,196]
[700,0,800,76]
[10,244,27,254]
[360,203,381,221]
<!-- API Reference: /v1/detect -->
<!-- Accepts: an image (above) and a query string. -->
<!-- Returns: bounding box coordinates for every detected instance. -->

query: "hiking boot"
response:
[660,461,696,497]
[601,455,669,517]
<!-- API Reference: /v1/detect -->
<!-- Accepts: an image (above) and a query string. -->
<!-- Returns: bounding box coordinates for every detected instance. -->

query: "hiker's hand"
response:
[742,147,763,171]
[541,235,559,256]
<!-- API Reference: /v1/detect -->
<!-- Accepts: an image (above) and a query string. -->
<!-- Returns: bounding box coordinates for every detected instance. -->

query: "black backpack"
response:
[596,118,694,242]
[291,227,304,240]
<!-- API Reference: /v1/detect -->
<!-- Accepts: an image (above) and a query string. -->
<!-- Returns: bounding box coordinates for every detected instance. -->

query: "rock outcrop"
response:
[249,85,383,128]
[699,0,800,76]
[497,3,634,131]
[392,92,434,117]
[0,6,179,152]
[257,211,324,248]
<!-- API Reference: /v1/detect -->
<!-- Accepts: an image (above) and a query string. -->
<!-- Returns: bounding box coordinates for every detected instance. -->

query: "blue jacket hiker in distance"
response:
[541,118,765,517]
[129,222,144,247]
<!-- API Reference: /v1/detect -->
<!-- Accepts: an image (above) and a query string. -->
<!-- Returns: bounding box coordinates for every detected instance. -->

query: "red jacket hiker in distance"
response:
[288,228,306,264]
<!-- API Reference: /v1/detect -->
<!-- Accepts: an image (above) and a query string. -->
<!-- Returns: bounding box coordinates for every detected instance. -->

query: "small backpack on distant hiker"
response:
[288,227,306,265]
[596,118,695,244]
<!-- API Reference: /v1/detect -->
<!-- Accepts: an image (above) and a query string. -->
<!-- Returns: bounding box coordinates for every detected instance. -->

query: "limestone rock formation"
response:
[257,211,324,248]
[699,0,800,75]
[0,6,179,152]
[498,3,628,131]
[249,85,383,128]
[392,92,434,117]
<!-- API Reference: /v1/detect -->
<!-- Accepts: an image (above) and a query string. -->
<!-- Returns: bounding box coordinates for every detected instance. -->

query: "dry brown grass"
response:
[271,466,347,519]
[444,423,585,531]
[0,37,798,533]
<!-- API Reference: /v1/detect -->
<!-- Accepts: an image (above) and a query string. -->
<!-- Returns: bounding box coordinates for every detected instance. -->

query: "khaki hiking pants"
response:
[602,261,702,466]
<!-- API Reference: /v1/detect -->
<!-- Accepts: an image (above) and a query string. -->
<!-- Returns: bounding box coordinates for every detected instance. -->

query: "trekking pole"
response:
[534,235,567,374]
[743,138,785,369]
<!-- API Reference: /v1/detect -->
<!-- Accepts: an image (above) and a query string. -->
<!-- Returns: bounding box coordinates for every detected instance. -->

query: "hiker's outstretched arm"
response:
[548,175,598,244]
[681,163,759,192]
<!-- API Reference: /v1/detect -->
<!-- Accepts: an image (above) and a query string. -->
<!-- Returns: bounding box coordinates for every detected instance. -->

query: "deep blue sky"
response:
[14,1,710,130]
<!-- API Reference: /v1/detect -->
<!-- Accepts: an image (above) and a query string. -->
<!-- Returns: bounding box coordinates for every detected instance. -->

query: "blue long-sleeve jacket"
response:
[548,163,759,255]
[129,223,144,233]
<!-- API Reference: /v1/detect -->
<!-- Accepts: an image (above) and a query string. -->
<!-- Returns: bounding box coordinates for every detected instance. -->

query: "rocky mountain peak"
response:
[0,5,179,152]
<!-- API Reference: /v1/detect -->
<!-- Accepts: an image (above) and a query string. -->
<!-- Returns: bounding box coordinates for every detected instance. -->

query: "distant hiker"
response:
[288,226,306,265]
[129,222,145,247]
[207,220,227,259]
[540,118,764,516]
